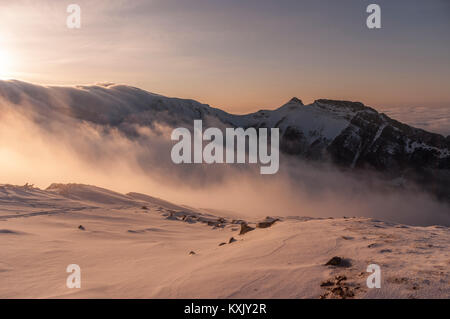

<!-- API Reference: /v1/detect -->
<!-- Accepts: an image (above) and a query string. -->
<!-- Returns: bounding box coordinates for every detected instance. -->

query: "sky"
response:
[0,0,449,113]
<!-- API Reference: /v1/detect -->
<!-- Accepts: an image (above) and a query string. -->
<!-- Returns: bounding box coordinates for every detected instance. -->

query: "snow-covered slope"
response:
[0,183,448,299]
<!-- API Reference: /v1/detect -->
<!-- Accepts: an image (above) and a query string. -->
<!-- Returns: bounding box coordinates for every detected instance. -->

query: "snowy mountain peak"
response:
[287,97,303,105]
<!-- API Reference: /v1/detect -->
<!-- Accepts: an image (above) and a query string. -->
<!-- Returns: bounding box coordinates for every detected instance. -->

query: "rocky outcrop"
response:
[325,256,351,267]
[256,217,279,229]
[267,99,450,200]
[239,223,255,235]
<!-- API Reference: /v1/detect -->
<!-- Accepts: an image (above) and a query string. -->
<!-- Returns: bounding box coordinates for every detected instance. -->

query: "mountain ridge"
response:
[1,79,449,200]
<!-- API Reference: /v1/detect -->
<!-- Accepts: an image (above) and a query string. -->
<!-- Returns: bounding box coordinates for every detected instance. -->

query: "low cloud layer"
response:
[380,105,450,137]
[0,80,449,226]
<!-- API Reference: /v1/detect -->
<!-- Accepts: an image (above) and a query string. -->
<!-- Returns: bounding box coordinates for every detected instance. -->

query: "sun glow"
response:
[0,49,14,79]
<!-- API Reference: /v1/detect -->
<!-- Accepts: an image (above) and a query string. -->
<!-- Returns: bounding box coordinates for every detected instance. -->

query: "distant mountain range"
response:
[1,80,449,200]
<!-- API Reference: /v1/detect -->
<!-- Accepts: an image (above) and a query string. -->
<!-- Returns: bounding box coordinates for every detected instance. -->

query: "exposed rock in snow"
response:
[239,223,255,235]
[256,217,279,228]
[325,256,351,268]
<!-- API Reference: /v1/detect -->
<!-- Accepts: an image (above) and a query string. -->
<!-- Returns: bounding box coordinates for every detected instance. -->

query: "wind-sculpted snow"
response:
[0,183,449,298]
[0,80,449,226]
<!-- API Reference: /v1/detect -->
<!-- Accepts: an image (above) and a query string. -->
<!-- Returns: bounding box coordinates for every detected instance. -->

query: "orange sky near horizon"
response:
[0,0,449,114]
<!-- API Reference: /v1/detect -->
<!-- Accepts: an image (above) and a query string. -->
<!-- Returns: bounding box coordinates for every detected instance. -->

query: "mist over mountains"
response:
[380,105,450,137]
[0,80,449,226]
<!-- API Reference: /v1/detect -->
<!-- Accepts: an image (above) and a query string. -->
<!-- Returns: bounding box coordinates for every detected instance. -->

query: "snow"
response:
[1,183,448,299]
[371,123,387,147]
[227,100,354,145]
[405,140,450,159]
[351,142,362,169]
[1,81,449,298]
